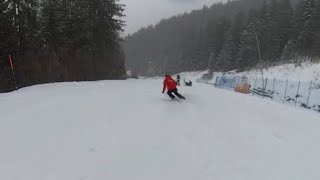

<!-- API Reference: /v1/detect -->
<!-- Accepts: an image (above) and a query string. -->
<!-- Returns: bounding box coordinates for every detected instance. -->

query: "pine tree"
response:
[295,0,315,56]
[216,12,246,71]
[1,0,40,89]
[312,0,320,57]
[7,0,39,52]
[237,10,260,70]
[0,0,13,55]
[0,0,15,91]
[83,0,125,79]
[281,39,298,60]
[269,0,282,62]
[278,0,293,52]
[207,16,231,70]
[40,0,67,51]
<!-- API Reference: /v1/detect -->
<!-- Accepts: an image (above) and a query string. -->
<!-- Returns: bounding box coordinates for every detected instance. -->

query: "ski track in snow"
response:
[0,79,320,180]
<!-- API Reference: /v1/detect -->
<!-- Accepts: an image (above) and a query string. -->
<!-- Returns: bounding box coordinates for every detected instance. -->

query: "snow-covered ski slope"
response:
[0,79,320,180]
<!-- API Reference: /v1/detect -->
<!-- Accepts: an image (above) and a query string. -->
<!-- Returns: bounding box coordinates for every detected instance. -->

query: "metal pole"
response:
[295,81,301,107]
[223,76,225,89]
[255,32,263,63]
[306,81,313,107]
[235,78,240,88]
[11,70,18,91]
[8,54,18,91]
[254,76,257,88]
[214,76,219,87]
[255,31,264,86]
[283,79,288,103]
[272,78,276,99]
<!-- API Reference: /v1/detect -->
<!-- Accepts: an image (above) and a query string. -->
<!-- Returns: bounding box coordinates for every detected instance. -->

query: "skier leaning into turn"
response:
[162,74,186,100]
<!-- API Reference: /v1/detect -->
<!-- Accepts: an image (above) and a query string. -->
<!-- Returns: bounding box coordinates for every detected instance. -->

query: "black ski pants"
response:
[167,88,185,99]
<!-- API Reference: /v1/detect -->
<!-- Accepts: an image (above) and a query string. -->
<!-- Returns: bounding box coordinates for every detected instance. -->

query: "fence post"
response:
[222,76,225,89]
[214,76,219,87]
[295,81,301,107]
[253,77,258,88]
[283,79,288,103]
[254,77,257,88]
[235,77,240,87]
[272,78,276,99]
[264,78,268,90]
[306,81,313,107]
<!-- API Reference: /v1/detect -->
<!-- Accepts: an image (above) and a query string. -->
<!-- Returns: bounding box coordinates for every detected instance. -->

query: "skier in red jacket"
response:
[162,75,186,100]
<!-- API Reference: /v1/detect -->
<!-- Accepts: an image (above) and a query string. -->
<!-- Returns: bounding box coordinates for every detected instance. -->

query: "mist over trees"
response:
[0,0,126,92]
[124,0,319,76]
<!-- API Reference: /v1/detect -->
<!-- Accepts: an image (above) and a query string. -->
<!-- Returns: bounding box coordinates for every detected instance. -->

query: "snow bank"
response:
[213,62,320,82]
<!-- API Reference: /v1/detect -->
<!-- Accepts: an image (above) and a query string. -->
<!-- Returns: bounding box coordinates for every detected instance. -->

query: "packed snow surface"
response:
[0,79,319,180]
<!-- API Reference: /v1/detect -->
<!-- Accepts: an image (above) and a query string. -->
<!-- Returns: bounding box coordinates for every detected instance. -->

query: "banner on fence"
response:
[235,83,250,94]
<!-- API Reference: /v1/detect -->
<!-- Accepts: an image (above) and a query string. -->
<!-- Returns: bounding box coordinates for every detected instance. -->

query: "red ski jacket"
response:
[163,75,177,92]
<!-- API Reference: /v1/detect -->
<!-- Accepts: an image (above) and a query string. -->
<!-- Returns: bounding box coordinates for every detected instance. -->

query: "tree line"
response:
[0,0,126,92]
[124,0,319,76]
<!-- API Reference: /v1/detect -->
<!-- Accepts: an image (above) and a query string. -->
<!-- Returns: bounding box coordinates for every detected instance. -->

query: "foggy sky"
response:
[119,0,226,35]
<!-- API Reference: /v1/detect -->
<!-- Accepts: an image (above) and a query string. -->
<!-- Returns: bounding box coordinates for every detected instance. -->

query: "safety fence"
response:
[213,75,320,112]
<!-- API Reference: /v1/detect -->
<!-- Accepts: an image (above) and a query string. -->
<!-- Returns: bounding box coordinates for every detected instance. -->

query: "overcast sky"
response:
[119,0,226,35]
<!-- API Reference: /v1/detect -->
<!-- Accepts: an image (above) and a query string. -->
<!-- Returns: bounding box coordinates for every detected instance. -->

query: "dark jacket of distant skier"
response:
[162,75,185,100]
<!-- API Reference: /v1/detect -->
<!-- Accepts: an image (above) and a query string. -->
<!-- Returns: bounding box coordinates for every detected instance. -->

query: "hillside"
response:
[124,0,320,76]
